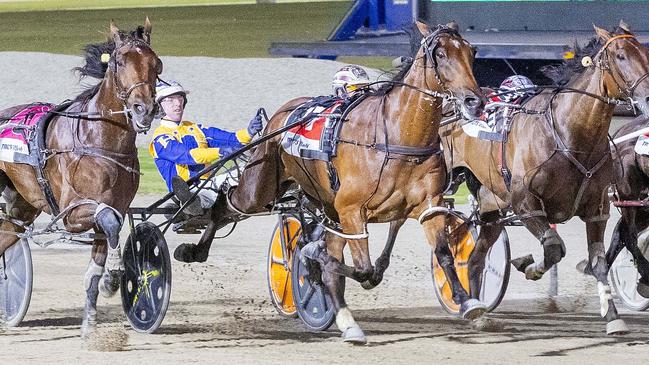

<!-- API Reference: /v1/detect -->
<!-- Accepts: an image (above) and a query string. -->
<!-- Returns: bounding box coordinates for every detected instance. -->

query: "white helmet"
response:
[332,65,370,97]
[155,80,189,105]
[499,75,534,101]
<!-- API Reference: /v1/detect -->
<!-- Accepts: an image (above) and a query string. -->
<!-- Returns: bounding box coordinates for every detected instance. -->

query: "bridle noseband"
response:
[592,34,649,105]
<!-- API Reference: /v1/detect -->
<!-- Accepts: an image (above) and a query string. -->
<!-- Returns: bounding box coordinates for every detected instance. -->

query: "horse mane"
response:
[72,26,149,103]
[373,23,424,96]
[541,26,632,86]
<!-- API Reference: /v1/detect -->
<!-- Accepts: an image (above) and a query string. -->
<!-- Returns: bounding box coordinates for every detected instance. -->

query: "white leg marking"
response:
[336,307,357,332]
[597,281,612,317]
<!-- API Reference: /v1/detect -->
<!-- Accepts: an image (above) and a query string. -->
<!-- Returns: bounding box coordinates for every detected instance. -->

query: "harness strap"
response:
[374,143,441,157]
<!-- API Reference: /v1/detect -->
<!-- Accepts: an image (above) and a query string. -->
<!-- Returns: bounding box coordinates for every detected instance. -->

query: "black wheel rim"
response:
[292,246,335,331]
[121,222,171,332]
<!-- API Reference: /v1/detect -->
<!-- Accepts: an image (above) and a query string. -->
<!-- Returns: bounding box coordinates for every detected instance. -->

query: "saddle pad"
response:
[281,98,344,160]
[635,134,649,155]
[0,103,54,163]
[461,119,492,138]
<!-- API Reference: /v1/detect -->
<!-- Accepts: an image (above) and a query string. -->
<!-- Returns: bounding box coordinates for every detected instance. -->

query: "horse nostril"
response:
[132,103,147,116]
[464,96,481,109]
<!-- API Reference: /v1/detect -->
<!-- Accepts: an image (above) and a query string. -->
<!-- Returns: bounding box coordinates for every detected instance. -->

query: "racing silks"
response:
[149,119,251,191]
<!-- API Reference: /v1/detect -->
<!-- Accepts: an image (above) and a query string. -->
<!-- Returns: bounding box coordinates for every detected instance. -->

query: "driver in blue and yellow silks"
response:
[149,80,262,213]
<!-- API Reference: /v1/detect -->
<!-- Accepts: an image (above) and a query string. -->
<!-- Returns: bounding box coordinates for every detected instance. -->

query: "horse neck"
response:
[550,69,616,153]
[382,69,443,147]
[81,74,137,153]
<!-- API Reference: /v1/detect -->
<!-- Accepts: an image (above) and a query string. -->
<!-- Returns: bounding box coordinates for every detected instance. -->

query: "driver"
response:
[149,80,263,215]
[331,65,371,99]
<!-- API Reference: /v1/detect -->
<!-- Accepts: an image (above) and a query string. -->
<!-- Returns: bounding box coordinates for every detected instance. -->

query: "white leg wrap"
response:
[105,246,124,272]
[336,307,357,332]
[83,260,104,291]
[598,282,612,317]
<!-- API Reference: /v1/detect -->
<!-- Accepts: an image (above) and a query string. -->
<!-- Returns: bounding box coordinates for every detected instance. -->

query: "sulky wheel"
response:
[610,220,649,311]
[266,214,301,318]
[291,245,337,331]
[431,216,510,314]
[121,222,172,333]
[0,238,33,327]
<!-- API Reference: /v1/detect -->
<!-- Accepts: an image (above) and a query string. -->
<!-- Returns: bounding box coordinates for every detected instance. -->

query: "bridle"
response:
[106,38,159,131]
[419,25,466,92]
[591,34,649,107]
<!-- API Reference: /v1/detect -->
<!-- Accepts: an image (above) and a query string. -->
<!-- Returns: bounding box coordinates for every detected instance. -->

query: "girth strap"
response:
[374,143,442,157]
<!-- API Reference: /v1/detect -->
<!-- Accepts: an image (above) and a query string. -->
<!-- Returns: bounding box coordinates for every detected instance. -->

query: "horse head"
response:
[415,21,484,120]
[592,21,649,115]
[107,18,162,133]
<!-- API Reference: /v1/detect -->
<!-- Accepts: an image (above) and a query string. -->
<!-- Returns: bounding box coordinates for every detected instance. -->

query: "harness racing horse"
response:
[175,21,485,343]
[440,22,649,334]
[0,20,161,336]
[601,115,649,298]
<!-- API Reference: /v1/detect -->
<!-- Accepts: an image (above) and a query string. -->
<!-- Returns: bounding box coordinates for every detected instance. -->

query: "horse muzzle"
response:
[129,102,155,133]
[460,93,485,120]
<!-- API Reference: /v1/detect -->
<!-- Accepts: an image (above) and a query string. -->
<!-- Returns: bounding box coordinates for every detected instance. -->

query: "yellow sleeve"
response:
[189,147,220,164]
[236,128,252,144]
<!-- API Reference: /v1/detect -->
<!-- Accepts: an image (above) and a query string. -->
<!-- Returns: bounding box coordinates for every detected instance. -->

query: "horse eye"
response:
[616,53,626,61]
[436,49,447,59]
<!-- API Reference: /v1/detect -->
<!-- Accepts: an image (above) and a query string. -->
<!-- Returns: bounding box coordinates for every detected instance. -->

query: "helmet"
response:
[332,65,370,97]
[499,75,534,101]
[155,80,189,105]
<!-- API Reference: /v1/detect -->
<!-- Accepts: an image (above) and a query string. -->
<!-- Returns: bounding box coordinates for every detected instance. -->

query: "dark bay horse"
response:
[440,23,649,334]
[0,20,161,336]
[175,21,485,343]
[601,116,649,297]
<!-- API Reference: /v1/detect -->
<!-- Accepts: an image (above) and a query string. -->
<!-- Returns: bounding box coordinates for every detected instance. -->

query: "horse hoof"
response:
[360,280,377,290]
[460,299,487,320]
[637,280,649,298]
[98,271,121,298]
[575,259,592,275]
[511,254,534,273]
[174,244,207,263]
[80,320,96,339]
[606,319,629,335]
[342,324,367,344]
[524,263,544,281]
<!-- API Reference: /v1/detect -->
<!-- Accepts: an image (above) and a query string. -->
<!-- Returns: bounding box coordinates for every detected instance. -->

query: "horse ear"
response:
[144,17,152,44]
[593,24,611,40]
[619,19,632,34]
[415,21,432,37]
[446,21,459,32]
[110,20,123,48]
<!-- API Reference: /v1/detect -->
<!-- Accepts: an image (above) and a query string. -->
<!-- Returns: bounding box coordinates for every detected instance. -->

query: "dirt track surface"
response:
[0,195,647,364]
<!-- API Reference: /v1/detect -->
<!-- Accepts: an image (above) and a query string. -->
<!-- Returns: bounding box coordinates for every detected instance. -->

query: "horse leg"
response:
[585,220,629,335]
[425,213,486,319]
[175,141,285,263]
[361,218,405,290]
[512,215,565,280]
[0,185,39,256]
[616,208,649,297]
[467,214,503,298]
[320,233,365,344]
[174,192,231,263]
[81,239,106,338]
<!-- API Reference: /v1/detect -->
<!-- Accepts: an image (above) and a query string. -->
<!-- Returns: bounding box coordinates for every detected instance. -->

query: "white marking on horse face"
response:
[335,307,357,331]
[452,39,461,48]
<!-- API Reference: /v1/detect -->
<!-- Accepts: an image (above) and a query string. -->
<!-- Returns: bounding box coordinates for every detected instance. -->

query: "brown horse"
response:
[440,22,649,334]
[175,21,485,343]
[601,115,649,297]
[0,20,161,336]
